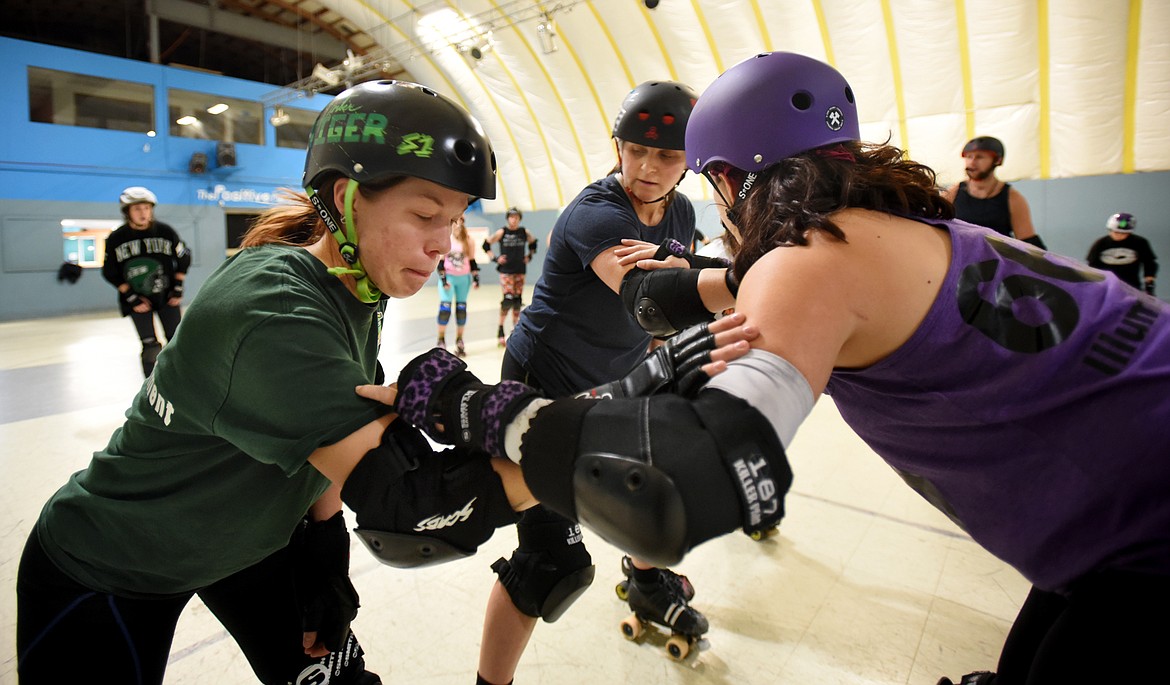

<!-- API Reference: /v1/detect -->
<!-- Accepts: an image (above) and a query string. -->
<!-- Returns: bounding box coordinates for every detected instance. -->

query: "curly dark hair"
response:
[730,141,954,280]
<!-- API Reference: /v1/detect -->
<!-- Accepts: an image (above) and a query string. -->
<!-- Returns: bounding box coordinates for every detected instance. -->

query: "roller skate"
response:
[619,570,708,660]
[614,555,694,602]
[455,336,466,358]
[437,335,447,350]
[748,523,781,542]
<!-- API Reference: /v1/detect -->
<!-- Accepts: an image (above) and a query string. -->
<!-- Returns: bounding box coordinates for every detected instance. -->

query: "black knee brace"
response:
[140,341,163,376]
[501,293,522,313]
[491,506,595,622]
[456,302,468,326]
[437,302,452,326]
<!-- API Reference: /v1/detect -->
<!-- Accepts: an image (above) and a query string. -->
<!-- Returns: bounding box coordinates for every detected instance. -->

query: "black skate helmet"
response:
[962,136,1005,164]
[612,80,698,151]
[303,80,497,302]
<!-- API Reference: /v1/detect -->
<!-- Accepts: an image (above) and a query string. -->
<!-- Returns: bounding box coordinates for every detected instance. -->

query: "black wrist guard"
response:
[653,238,731,269]
[575,322,716,400]
[167,281,184,300]
[292,511,359,652]
[120,289,142,308]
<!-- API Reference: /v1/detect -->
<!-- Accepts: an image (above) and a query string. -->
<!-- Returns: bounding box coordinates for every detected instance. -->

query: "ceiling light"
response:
[270,108,291,127]
[206,103,229,115]
[176,115,198,126]
[537,14,557,54]
[312,63,342,86]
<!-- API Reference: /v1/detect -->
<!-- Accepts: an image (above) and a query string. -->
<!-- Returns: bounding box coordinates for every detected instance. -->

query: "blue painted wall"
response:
[0,37,332,320]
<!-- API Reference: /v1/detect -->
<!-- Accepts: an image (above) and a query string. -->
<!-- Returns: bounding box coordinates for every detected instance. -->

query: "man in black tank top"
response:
[944,136,1046,249]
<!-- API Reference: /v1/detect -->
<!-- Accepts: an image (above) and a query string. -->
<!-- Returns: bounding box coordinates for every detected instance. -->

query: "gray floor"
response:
[0,288,1029,684]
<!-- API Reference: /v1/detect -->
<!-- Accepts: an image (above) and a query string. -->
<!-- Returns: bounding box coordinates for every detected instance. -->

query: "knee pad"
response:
[455,302,468,326]
[437,302,452,325]
[491,506,595,622]
[502,293,523,312]
[141,341,163,368]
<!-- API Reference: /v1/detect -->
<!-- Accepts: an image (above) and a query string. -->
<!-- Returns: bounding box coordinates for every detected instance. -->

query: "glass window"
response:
[272,107,320,150]
[169,89,263,144]
[61,219,121,268]
[28,67,155,134]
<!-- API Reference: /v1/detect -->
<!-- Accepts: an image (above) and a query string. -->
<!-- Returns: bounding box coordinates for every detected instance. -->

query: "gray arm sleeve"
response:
[704,349,815,447]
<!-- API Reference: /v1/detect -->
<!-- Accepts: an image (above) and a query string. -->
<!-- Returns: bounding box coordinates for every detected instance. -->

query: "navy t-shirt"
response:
[507,175,696,396]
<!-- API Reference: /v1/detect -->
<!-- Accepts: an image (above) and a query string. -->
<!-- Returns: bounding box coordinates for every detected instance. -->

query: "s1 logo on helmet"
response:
[398,133,436,158]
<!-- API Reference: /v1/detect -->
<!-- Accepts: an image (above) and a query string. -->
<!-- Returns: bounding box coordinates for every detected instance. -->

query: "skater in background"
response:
[437,213,481,356]
[18,81,534,685]
[1086,212,1158,294]
[385,53,1170,685]
[944,136,1046,249]
[102,186,190,377]
[482,206,538,346]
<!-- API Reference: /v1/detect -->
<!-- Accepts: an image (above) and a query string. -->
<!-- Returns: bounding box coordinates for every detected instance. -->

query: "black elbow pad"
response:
[520,391,790,566]
[620,268,713,338]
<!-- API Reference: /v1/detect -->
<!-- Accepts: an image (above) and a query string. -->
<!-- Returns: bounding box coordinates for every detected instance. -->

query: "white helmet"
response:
[1106,212,1135,233]
[120,186,157,208]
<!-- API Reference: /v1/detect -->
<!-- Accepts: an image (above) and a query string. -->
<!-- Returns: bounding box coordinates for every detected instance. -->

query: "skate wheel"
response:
[749,525,779,541]
[665,634,691,660]
[615,580,630,601]
[620,615,643,641]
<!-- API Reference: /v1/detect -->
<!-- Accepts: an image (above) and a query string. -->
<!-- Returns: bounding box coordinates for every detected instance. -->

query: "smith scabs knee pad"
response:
[456,302,468,326]
[437,302,452,325]
[353,529,473,569]
[491,510,595,622]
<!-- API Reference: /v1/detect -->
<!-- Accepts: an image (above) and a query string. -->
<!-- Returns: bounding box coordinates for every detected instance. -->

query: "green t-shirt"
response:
[39,245,388,596]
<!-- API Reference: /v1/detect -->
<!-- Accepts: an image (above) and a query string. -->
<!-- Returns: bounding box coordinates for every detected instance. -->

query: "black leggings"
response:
[17,531,329,685]
[993,571,1169,684]
[129,302,181,376]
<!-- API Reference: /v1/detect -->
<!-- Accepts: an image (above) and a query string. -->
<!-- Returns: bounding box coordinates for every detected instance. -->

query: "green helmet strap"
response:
[313,179,383,303]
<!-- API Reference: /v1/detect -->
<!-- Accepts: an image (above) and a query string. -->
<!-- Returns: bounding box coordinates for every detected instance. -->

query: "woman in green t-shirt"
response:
[17,81,534,685]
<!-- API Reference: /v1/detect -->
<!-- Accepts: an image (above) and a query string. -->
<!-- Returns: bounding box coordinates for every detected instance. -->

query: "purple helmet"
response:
[1106,212,1136,233]
[686,52,859,174]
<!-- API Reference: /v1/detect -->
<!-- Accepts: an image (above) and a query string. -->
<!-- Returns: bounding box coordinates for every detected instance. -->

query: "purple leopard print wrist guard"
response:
[395,349,466,441]
[480,381,538,456]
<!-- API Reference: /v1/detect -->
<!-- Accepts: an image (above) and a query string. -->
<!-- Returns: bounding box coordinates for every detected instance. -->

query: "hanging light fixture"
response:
[536,13,557,54]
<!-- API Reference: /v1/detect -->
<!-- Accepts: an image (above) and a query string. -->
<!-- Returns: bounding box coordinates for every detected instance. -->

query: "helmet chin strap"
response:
[312,179,383,303]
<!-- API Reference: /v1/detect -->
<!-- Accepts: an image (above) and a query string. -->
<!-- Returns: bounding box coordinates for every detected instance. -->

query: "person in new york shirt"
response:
[1086,212,1158,294]
[101,186,191,377]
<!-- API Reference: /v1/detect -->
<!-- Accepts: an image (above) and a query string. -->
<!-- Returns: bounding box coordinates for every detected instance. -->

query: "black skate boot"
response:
[614,555,695,602]
[620,572,709,660]
[455,336,466,357]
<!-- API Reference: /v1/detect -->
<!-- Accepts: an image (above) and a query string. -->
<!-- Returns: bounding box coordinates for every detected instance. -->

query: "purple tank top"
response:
[825,218,1170,591]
